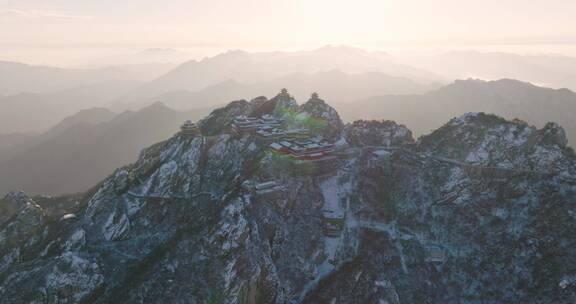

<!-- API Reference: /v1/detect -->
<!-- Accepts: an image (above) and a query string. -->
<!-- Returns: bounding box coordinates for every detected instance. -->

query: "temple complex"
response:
[180,120,200,137]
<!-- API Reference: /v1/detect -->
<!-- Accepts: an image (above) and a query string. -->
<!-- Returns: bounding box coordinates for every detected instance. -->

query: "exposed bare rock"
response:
[2,99,576,303]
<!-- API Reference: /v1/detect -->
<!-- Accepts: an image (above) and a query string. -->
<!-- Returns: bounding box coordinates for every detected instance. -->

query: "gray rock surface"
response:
[1,96,576,303]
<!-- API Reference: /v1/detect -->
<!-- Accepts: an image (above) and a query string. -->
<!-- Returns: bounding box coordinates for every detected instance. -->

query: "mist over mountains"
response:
[0,81,137,134]
[404,51,576,90]
[133,46,441,91]
[84,48,193,68]
[0,46,442,135]
[0,107,116,164]
[337,78,576,144]
[7,46,576,136]
[130,70,437,111]
[0,60,177,133]
[4,77,576,196]
[0,60,174,96]
[3,46,576,197]
[2,94,576,302]
[0,103,210,195]
[110,46,444,111]
[3,0,576,300]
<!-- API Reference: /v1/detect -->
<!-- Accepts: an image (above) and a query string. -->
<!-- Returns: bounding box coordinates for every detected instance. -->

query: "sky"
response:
[2,0,576,65]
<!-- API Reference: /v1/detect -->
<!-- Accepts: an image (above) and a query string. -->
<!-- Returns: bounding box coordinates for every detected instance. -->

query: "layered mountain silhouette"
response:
[0,103,210,195]
[0,47,443,134]
[0,81,138,134]
[0,61,172,95]
[0,60,182,134]
[404,50,576,91]
[338,78,576,145]
[2,94,576,303]
[85,48,191,67]
[5,78,576,196]
[0,108,116,164]
[115,46,443,107]
[125,70,437,111]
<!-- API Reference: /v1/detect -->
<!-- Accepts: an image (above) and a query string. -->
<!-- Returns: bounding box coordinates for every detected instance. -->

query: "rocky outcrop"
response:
[345,119,414,147]
[0,192,45,252]
[0,191,30,225]
[249,89,298,118]
[299,93,344,140]
[539,122,569,148]
[199,96,273,136]
[199,99,251,136]
[419,112,575,174]
[307,112,576,303]
[1,99,576,303]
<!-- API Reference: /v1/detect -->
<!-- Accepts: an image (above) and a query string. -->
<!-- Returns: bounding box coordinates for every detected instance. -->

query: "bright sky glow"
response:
[2,0,576,64]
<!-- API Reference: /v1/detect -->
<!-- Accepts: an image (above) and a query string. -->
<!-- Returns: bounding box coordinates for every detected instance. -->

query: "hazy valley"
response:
[2,43,576,303]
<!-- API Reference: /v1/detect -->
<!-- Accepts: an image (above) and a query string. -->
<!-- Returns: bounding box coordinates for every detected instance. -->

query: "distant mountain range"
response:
[8,47,576,135]
[0,59,183,134]
[337,78,576,145]
[0,46,443,134]
[85,48,193,67]
[3,96,576,303]
[115,46,443,107]
[403,50,576,91]
[0,61,174,95]
[4,46,576,197]
[0,133,34,161]
[0,80,138,134]
[0,103,211,195]
[4,78,576,196]
[123,70,438,111]
[0,107,116,164]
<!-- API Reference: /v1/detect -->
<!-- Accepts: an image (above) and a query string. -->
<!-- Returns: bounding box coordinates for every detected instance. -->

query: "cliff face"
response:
[345,120,413,147]
[306,112,576,303]
[1,94,576,304]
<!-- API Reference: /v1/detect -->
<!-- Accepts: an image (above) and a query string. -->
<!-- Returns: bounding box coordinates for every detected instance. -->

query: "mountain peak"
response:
[209,49,250,61]
[540,121,568,148]
[299,93,343,140]
[449,78,539,91]
[420,111,575,177]
[3,190,30,204]
[248,89,298,118]
[138,48,184,55]
[3,92,576,302]
[44,107,115,138]
[140,101,174,113]
[315,45,368,55]
[345,119,414,147]
[449,112,491,126]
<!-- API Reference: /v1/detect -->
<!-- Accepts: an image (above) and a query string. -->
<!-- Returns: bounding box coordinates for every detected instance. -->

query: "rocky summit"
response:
[2,90,576,304]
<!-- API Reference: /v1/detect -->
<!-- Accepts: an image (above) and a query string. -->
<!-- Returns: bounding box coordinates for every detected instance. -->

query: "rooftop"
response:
[181,120,197,128]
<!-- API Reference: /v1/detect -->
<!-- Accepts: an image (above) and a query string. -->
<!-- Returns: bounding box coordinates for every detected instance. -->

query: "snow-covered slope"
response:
[1,92,576,303]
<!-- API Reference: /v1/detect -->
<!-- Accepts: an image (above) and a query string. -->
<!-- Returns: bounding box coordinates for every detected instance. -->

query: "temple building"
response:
[229,93,340,174]
[255,127,287,142]
[231,115,284,137]
[180,120,200,137]
[269,138,335,161]
[322,209,345,237]
[425,245,446,263]
[242,180,286,200]
[231,116,261,135]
